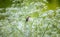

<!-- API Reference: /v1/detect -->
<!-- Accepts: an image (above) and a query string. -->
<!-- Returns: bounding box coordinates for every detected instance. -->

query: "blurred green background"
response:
[0,0,60,37]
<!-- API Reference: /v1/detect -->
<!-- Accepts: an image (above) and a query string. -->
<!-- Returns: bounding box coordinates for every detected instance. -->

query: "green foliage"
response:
[0,13,9,20]
[46,0,60,10]
[0,0,60,37]
[0,0,12,8]
[57,0,60,6]
[30,12,39,18]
